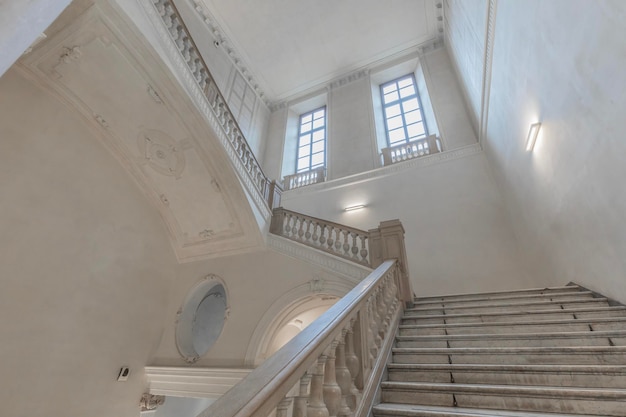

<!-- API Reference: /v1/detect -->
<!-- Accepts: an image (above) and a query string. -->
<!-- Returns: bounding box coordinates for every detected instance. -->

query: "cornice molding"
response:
[478,0,498,146]
[191,0,271,106]
[266,234,372,282]
[283,143,482,197]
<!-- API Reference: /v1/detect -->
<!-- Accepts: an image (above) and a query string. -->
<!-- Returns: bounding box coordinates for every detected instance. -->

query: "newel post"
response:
[267,180,283,210]
[368,220,412,305]
[270,207,286,235]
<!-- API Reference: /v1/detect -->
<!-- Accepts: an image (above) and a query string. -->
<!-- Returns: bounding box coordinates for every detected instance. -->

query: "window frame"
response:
[295,106,327,173]
[380,74,429,148]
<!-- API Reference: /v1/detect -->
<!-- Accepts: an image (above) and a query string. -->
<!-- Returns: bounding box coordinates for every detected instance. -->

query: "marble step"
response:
[413,291,596,308]
[373,403,600,417]
[380,381,626,416]
[391,346,626,365]
[395,329,626,348]
[402,306,626,325]
[412,290,594,308]
[405,298,609,316]
[413,285,584,303]
[387,363,626,387]
[398,316,626,336]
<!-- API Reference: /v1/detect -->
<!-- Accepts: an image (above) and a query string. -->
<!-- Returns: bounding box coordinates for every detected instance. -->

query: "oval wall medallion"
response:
[137,129,186,178]
[176,275,229,363]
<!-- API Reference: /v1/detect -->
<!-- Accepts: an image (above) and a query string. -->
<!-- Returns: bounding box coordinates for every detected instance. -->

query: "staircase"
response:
[373,284,626,417]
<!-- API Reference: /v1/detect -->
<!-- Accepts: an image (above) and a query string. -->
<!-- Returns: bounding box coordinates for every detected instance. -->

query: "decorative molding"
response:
[137,129,186,178]
[478,0,498,146]
[191,0,270,106]
[141,0,272,221]
[59,45,81,64]
[145,366,251,398]
[283,143,483,197]
[266,234,372,282]
[140,393,165,412]
[328,69,370,90]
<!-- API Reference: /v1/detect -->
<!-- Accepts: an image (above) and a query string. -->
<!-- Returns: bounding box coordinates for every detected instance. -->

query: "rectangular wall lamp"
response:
[344,204,366,212]
[526,122,542,151]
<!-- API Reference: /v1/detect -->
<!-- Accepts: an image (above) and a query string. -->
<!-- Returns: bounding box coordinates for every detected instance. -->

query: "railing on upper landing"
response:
[380,134,441,166]
[283,166,326,191]
[149,0,282,211]
[198,259,411,417]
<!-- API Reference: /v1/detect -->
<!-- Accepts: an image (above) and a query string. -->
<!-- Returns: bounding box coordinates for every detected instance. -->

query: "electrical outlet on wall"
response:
[117,366,130,381]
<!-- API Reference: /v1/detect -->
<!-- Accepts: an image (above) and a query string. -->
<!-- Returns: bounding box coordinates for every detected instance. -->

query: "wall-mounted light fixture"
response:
[344,204,366,212]
[526,122,542,151]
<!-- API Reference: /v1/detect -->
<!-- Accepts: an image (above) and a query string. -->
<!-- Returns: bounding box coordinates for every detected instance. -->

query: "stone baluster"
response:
[345,322,361,404]
[369,296,382,351]
[308,356,329,417]
[276,397,293,417]
[284,213,293,236]
[312,222,320,245]
[334,229,342,252]
[293,372,312,417]
[319,224,327,246]
[326,226,334,250]
[323,342,342,417]
[335,331,353,417]
[366,301,377,361]
[297,216,305,240]
[342,230,350,257]
[376,286,387,336]
[304,219,312,242]
[360,237,368,263]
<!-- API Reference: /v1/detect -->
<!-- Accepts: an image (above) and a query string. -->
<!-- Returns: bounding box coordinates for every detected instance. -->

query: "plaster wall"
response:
[282,151,531,297]
[0,69,178,417]
[447,0,626,302]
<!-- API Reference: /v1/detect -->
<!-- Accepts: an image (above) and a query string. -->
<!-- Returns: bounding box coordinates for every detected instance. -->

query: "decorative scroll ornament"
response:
[140,393,165,411]
[59,46,81,64]
[137,129,186,178]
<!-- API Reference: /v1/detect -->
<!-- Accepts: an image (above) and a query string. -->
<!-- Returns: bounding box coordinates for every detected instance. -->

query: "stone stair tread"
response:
[396,329,626,341]
[412,290,594,307]
[392,345,626,354]
[406,298,607,313]
[380,381,626,399]
[373,403,599,417]
[398,316,626,330]
[387,363,626,374]
[403,306,626,320]
[414,285,584,302]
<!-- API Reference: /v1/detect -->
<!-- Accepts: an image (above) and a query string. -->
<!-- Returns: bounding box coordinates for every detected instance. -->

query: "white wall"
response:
[0,68,179,417]
[447,0,626,302]
[282,151,532,297]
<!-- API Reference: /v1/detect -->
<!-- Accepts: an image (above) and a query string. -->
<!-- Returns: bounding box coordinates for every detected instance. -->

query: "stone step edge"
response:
[380,381,626,400]
[396,330,626,342]
[414,285,583,302]
[405,298,607,313]
[387,363,626,374]
[413,290,594,307]
[395,329,626,341]
[392,345,626,354]
[373,403,598,417]
[398,316,625,330]
[403,306,626,321]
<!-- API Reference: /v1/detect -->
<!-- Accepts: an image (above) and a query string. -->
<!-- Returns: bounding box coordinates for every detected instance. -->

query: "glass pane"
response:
[382,84,397,95]
[298,145,310,157]
[384,104,401,118]
[383,90,399,104]
[313,118,325,129]
[399,85,416,98]
[388,128,406,144]
[387,115,404,130]
[313,109,325,120]
[301,114,312,124]
[301,122,312,133]
[297,157,309,171]
[312,140,325,153]
[407,122,425,139]
[404,110,422,125]
[312,129,325,142]
[397,77,413,88]
[402,98,419,112]
[299,133,311,146]
[311,152,324,166]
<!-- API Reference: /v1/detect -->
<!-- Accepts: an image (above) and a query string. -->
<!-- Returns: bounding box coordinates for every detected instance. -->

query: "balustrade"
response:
[196,260,407,417]
[283,166,326,190]
[150,0,281,210]
[380,134,440,166]
[270,208,370,265]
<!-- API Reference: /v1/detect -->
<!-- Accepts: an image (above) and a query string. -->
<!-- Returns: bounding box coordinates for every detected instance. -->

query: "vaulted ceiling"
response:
[192,0,443,102]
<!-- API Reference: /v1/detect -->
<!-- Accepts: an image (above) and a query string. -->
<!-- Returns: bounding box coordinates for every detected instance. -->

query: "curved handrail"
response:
[198,260,400,417]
